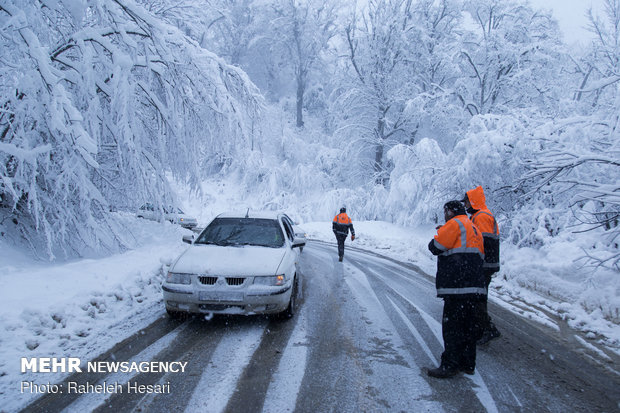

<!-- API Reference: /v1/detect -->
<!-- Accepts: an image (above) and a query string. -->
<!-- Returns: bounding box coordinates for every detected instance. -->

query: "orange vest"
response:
[434,215,484,257]
[471,209,499,238]
[333,213,352,225]
[466,186,500,270]
[333,213,354,237]
[431,215,486,297]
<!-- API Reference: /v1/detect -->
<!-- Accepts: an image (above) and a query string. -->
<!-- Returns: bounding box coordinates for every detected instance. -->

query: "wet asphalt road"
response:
[22,241,620,413]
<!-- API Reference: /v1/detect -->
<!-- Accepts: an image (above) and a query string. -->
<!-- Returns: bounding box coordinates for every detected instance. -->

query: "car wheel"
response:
[166,308,184,319]
[281,276,298,319]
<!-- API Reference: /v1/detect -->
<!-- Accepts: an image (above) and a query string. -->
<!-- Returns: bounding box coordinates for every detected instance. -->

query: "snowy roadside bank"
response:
[301,221,620,357]
[0,214,190,411]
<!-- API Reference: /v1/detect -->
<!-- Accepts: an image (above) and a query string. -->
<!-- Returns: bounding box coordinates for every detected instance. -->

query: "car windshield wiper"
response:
[224,242,260,247]
[215,241,237,246]
[243,242,280,248]
[195,240,231,246]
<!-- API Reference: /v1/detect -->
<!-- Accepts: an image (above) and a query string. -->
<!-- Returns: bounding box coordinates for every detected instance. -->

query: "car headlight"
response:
[166,272,192,285]
[253,275,285,286]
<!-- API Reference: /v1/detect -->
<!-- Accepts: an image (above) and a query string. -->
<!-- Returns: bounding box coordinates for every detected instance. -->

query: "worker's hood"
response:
[466,186,487,210]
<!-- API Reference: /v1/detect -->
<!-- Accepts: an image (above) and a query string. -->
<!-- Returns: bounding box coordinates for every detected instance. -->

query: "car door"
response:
[142,203,156,221]
[280,217,300,273]
[164,206,178,224]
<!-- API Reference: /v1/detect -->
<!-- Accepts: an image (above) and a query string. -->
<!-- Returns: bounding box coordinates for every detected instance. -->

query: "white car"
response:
[137,203,198,229]
[162,211,305,318]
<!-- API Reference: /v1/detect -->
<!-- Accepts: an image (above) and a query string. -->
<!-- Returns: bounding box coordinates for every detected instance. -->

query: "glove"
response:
[351,234,355,241]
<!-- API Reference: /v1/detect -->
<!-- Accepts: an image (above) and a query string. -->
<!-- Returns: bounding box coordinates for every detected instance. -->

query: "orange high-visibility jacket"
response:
[429,215,486,298]
[333,213,355,237]
[466,186,500,272]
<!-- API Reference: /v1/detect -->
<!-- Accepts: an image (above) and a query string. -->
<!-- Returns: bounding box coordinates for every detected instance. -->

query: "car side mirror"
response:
[182,235,194,244]
[292,237,306,249]
[160,257,173,267]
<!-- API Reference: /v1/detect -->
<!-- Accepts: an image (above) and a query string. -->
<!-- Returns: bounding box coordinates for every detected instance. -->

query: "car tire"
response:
[166,308,184,319]
[280,276,298,319]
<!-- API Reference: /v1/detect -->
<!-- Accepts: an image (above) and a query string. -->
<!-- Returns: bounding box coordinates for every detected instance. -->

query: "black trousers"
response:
[481,269,498,332]
[440,297,484,370]
[336,234,347,258]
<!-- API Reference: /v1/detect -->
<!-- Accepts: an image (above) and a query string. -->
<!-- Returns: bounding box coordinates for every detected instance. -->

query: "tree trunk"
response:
[374,143,384,182]
[296,78,304,128]
[374,114,386,185]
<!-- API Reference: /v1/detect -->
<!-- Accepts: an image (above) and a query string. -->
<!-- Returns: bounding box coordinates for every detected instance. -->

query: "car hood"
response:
[171,245,286,276]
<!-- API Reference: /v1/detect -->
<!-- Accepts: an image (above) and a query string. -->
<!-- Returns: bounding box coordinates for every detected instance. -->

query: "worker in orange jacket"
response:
[333,207,355,262]
[427,200,486,378]
[463,186,501,345]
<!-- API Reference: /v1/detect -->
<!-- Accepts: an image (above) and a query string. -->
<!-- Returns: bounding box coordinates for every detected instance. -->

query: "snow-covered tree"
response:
[334,0,420,186]
[520,0,620,270]
[404,0,465,151]
[190,0,339,127]
[187,0,259,66]
[268,0,338,127]
[457,0,563,116]
[0,0,261,258]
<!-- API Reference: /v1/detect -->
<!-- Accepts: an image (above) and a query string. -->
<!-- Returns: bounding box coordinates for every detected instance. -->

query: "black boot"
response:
[338,256,343,262]
[477,327,501,345]
[426,365,459,378]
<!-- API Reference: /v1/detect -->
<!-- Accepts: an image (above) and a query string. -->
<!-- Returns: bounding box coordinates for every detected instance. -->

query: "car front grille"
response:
[199,304,244,311]
[197,276,246,286]
[198,276,218,285]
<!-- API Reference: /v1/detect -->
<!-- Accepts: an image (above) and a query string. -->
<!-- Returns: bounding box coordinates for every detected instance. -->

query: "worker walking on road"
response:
[333,207,355,262]
[427,201,486,378]
[463,186,502,345]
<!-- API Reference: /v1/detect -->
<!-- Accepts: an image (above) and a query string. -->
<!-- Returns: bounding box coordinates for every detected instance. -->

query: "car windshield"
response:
[164,206,183,214]
[195,218,285,248]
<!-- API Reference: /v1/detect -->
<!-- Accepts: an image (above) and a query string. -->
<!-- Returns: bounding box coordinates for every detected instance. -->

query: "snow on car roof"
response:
[216,211,283,220]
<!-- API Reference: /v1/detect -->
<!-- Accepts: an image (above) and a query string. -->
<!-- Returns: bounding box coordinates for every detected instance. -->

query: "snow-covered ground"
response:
[1,214,618,411]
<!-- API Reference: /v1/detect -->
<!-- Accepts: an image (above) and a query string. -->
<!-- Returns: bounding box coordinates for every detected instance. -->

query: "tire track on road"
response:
[183,320,267,413]
[337,250,443,412]
[225,288,307,413]
[22,315,184,413]
[62,322,188,412]
[346,251,496,413]
[100,316,259,413]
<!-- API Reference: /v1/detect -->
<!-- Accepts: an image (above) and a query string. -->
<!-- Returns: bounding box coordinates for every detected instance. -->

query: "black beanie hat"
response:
[443,200,466,216]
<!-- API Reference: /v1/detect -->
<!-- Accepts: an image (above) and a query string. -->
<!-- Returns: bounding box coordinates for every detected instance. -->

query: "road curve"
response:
[22,241,620,413]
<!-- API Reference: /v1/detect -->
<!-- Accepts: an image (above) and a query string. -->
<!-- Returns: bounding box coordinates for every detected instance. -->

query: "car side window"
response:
[281,218,294,241]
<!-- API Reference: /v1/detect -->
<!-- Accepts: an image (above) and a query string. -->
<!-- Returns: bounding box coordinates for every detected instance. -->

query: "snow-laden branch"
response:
[0,0,263,258]
[576,74,620,93]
